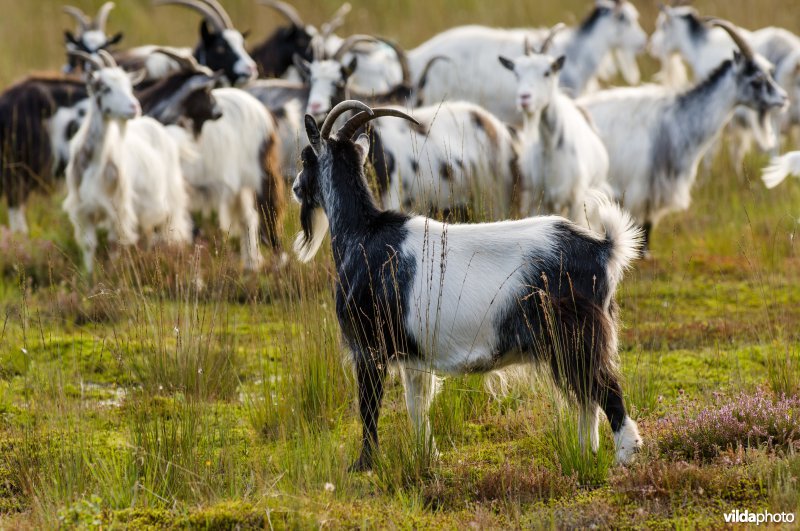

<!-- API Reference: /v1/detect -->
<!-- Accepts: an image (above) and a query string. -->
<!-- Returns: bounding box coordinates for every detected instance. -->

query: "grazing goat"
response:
[293,100,643,471]
[407,0,648,124]
[0,75,87,233]
[580,21,787,251]
[63,52,192,273]
[62,2,124,73]
[499,29,610,224]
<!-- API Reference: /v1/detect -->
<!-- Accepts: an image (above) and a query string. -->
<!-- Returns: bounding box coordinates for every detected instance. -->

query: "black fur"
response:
[195,20,252,85]
[137,71,223,132]
[250,25,314,78]
[0,76,87,210]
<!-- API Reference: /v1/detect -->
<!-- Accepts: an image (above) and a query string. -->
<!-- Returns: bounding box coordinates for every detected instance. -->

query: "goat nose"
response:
[309,102,322,114]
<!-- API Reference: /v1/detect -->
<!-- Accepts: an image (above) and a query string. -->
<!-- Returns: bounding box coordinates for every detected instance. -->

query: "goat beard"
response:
[294,204,329,263]
[752,108,778,151]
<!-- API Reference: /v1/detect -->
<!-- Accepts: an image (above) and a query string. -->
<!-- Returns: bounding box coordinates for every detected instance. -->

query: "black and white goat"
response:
[407,0,648,124]
[63,52,192,273]
[119,0,257,85]
[580,21,788,250]
[62,2,124,73]
[499,29,610,224]
[0,75,87,233]
[293,100,643,471]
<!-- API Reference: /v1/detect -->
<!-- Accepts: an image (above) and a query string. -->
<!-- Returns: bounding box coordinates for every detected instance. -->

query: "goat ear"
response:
[354,133,370,166]
[200,19,214,42]
[305,114,322,154]
[293,53,311,79]
[128,69,147,86]
[498,56,515,72]
[342,57,358,79]
[107,32,124,46]
[551,55,566,74]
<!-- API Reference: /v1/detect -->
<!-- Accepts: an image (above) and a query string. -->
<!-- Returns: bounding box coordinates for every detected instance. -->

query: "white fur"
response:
[168,88,279,270]
[408,1,647,124]
[293,207,329,263]
[375,101,519,215]
[7,207,28,234]
[503,52,610,224]
[614,416,642,464]
[63,66,192,273]
[762,151,800,188]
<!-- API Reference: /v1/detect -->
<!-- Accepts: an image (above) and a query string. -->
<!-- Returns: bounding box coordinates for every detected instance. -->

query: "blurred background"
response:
[2,0,799,86]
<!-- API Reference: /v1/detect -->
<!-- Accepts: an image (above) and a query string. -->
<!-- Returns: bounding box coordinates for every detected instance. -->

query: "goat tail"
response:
[762,152,800,189]
[257,132,286,254]
[588,193,642,291]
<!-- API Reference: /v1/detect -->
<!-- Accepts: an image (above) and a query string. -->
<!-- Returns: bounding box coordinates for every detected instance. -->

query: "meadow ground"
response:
[0,0,799,529]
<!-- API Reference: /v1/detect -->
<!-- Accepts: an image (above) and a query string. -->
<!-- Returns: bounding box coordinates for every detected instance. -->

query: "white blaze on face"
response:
[307,61,345,117]
[222,30,257,82]
[94,68,141,119]
[82,30,109,53]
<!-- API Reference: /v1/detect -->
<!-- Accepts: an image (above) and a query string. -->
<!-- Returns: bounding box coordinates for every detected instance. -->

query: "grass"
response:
[0,0,799,528]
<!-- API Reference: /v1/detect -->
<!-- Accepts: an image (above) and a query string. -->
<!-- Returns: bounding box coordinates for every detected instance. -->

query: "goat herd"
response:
[1,0,799,471]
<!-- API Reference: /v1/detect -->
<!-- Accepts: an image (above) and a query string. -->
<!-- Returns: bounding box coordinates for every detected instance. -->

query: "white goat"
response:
[407,0,648,124]
[499,31,610,224]
[167,88,285,269]
[372,101,520,217]
[580,21,788,251]
[293,101,644,471]
[63,51,192,273]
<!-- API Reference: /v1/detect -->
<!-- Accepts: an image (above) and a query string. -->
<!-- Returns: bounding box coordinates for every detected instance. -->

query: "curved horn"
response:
[320,100,373,139]
[198,0,234,29]
[417,55,450,88]
[708,19,754,60]
[63,6,90,31]
[321,2,351,39]
[524,37,534,56]
[377,38,412,88]
[539,23,565,54]
[153,0,225,32]
[93,2,115,31]
[332,34,379,62]
[258,0,304,29]
[337,108,420,141]
[68,50,105,71]
[153,48,213,74]
[97,49,118,68]
[309,34,326,62]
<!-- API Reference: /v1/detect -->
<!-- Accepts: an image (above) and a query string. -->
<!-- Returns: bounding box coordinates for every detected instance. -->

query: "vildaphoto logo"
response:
[724,509,795,525]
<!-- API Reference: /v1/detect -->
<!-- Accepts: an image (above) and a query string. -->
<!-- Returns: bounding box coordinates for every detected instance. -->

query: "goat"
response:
[407,0,648,124]
[579,20,788,251]
[293,100,643,471]
[250,1,352,79]
[650,5,800,166]
[161,84,285,270]
[119,0,257,86]
[0,75,87,233]
[62,2,124,73]
[499,29,610,224]
[63,51,192,274]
